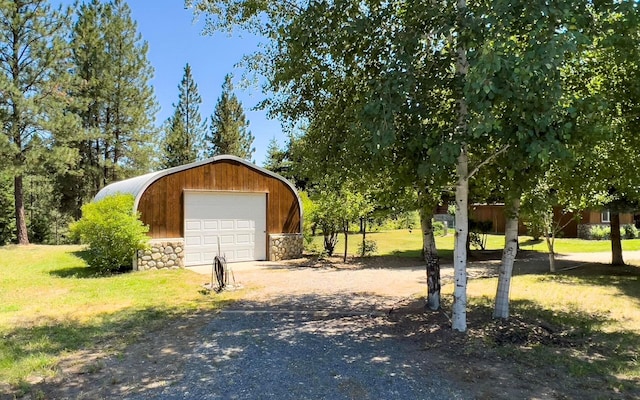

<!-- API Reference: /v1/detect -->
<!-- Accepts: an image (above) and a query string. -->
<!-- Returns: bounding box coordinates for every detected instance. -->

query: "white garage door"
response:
[184,191,266,266]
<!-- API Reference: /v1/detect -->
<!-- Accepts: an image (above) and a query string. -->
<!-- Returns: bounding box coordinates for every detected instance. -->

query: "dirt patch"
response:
[15,252,640,399]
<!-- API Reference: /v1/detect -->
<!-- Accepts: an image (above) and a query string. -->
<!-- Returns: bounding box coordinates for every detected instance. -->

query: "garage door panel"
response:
[185,236,201,246]
[203,220,218,230]
[186,221,201,231]
[219,235,235,245]
[184,192,266,266]
[236,220,251,229]
[220,220,234,230]
[237,234,251,244]
[185,253,203,264]
[203,235,219,245]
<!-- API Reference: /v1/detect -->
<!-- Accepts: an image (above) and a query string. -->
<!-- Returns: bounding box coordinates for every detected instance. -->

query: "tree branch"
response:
[468,144,510,179]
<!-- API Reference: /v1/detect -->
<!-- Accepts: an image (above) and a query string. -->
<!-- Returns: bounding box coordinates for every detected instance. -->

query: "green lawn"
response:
[312,229,640,258]
[456,268,640,386]
[0,245,232,395]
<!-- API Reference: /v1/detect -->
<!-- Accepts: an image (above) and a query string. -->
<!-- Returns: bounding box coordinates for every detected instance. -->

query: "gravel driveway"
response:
[127,250,638,400]
[127,262,472,399]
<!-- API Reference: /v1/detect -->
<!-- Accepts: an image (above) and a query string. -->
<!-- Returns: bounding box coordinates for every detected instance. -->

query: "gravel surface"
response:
[128,293,471,400]
[127,251,638,400]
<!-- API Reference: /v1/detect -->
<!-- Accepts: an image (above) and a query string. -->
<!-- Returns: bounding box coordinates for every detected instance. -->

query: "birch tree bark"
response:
[493,196,521,319]
[452,148,469,331]
[451,0,470,332]
[420,203,440,310]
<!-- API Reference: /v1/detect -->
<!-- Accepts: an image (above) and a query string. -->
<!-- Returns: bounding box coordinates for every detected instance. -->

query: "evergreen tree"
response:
[206,74,255,160]
[263,137,287,173]
[161,63,205,167]
[58,0,157,218]
[0,0,76,244]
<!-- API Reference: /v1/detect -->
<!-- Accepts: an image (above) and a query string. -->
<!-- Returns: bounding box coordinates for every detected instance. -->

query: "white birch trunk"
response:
[546,235,556,273]
[452,148,469,331]
[452,0,469,332]
[493,197,520,319]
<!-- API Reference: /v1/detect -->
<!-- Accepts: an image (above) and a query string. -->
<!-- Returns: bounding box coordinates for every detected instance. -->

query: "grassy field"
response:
[312,229,640,258]
[0,245,233,394]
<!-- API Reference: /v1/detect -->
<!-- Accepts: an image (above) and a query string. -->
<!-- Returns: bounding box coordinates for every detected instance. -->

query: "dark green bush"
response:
[70,194,149,273]
[622,224,638,240]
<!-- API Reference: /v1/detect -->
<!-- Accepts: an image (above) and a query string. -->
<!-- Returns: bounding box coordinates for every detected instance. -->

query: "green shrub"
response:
[622,224,638,240]
[357,238,378,257]
[433,220,447,237]
[70,194,149,273]
[589,225,610,240]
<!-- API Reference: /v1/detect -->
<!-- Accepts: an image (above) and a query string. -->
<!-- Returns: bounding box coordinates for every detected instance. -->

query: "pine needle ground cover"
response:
[0,245,233,395]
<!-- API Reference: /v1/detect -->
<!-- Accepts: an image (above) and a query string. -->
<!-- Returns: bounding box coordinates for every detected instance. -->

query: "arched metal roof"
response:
[94,155,303,231]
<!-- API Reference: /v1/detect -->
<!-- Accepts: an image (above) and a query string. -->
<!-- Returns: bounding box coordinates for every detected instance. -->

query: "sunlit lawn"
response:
[0,245,233,394]
[312,229,640,258]
[444,268,640,384]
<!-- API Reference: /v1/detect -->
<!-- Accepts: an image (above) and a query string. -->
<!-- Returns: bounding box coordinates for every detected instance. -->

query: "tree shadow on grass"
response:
[546,263,640,305]
[0,306,193,398]
[395,296,640,399]
[48,250,131,279]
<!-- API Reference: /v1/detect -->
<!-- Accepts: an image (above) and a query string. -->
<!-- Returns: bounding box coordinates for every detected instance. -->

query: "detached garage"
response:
[94,155,303,270]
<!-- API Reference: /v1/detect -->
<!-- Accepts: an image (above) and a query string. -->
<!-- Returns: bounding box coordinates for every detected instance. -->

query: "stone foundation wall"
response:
[269,233,303,261]
[137,240,185,271]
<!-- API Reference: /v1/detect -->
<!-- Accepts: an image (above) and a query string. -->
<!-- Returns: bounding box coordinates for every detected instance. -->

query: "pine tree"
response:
[161,63,205,168]
[263,137,289,176]
[0,0,75,244]
[206,74,255,160]
[58,0,157,218]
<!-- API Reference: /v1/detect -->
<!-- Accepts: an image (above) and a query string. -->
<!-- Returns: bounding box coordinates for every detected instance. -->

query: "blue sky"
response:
[62,0,284,165]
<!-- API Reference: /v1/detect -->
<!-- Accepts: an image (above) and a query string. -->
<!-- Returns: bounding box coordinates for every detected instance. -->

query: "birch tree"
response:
[188,0,601,330]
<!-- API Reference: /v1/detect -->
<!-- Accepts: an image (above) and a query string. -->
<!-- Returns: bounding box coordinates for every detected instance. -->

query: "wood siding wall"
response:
[583,210,633,225]
[137,159,300,239]
[471,205,634,238]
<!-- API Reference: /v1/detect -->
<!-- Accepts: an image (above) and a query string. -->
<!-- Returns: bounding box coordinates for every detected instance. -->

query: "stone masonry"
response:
[137,240,185,271]
[269,233,304,261]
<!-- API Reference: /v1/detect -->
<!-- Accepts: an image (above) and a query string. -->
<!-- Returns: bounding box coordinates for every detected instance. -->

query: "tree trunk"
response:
[361,218,366,257]
[611,212,624,265]
[420,202,440,310]
[493,196,520,319]
[452,0,469,332]
[14,175,29,245]
[343,221,348,262]
[546,235,556,273]
[452,147,469,332]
